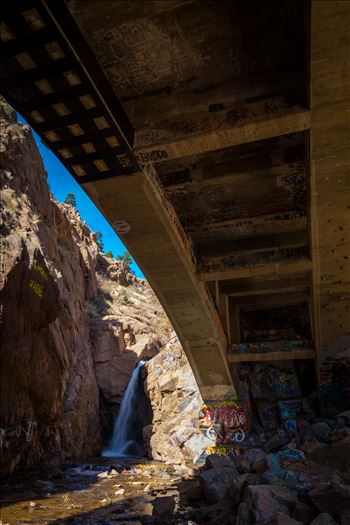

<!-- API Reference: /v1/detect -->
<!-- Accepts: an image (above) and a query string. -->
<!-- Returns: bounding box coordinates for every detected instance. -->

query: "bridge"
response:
[1,0,349,415]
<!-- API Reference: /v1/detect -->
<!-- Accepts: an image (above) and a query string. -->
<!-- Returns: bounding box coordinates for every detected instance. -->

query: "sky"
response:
[17,113,144,278]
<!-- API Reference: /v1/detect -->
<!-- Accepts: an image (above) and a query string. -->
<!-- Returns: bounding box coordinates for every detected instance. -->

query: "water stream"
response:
[102,360,145,457]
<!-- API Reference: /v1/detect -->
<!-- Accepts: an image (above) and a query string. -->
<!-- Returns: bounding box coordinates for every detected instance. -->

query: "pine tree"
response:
[95,231,104,251]
[105,250,114,259]
[63,193,77,207]
[118,250,133,268]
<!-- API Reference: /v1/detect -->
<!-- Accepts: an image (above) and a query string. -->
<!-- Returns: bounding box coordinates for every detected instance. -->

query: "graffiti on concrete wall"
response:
[199,395,248,455]
[199,246,309,274]
[186,210,306,235]
[249,364,302,400]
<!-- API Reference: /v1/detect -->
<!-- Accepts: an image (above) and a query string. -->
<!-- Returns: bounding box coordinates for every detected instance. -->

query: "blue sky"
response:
[17,113,143,278]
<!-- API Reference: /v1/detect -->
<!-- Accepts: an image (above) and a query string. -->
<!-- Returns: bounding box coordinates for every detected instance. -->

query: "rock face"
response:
[0,102,171,475]
[143,335,212,464]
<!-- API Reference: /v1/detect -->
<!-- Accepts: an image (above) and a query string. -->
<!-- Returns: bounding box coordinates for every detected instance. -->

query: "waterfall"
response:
[102,360,146,457]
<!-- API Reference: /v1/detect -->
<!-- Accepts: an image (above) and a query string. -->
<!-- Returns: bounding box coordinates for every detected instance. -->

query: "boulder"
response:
[311,423,332,444]
[236,502,252,525]
[152,496,176,516]
[339,510,350,525]
[243,484,298,524]
[310,514,339,525]
[233,448,268,474]
[292,502,317,524]
[205,454,233,470]
[266,511,303,525]
[199,466,238,503]
[309,482,350,514]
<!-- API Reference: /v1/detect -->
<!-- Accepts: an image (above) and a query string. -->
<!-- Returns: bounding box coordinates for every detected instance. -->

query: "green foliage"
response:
[123,294,129,304]
[117,250,133,268]
[105,250,114,259]
[63,193,77,207]
[95,231,104,251]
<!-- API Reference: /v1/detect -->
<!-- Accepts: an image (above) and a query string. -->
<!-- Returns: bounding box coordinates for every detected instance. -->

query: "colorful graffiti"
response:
[249,365,301,400]
[199,396,248,454]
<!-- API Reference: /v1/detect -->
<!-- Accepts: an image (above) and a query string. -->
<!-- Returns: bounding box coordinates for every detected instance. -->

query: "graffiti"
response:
[117,153,133,169]
[257,401,280,431]
[186,210,306,235]
[278,399,303,421]
[112,220,131,235]
[199,246,309,274]
[161,169,192,187]
[209,103,225,113]
[28,279,43,297]
[199,397,248,449]
[0,420,37,450]
[229,340,309,355]
[32,262,48,280]
[184,204,306,231]
[136,150,169,164]
[250,365,301,400]
[225,106,251,124]
[206,445,242,456]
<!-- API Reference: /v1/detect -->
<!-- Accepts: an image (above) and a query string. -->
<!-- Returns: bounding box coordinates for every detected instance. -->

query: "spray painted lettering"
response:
[199,397,248,453]
[28,279,43,297]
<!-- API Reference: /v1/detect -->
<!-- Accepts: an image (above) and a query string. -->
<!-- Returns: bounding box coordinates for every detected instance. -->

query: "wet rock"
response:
[199,466,238,503]
[34,480,57,492]
[309,482,350,514]
[243,484,297,523]
[310,514,339,525]
[152,495,176,516]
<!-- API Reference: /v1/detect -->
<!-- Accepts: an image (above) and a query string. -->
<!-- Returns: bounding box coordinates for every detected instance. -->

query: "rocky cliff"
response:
[143,334,211,464]
[0,101,172,475]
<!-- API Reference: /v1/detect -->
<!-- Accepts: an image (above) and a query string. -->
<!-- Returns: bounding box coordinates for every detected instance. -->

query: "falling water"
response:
[102,360,146,457]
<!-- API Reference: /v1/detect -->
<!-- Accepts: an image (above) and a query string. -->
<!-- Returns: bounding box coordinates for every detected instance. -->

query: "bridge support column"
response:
[310,1,350,415]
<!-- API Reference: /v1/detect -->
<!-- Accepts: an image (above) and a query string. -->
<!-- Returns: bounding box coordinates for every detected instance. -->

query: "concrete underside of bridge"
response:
[1,0,349,412]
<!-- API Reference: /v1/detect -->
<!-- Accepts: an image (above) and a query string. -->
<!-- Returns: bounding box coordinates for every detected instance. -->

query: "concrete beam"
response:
[310,1,350,415]
[134,109,310,162]
[83,167,234,396]
[198,259,312,282]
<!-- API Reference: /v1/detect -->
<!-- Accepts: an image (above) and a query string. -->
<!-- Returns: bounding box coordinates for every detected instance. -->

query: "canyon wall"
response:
[0,102,172,475]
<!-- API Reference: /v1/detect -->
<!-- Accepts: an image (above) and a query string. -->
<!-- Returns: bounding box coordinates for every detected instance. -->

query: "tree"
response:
[105,250,114,259]
[95,231,104,251]
[63,193,77,207]
[118,250,133,268]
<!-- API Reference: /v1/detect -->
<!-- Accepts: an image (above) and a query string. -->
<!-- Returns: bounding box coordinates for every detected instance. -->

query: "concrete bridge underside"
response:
[1,0,349,411]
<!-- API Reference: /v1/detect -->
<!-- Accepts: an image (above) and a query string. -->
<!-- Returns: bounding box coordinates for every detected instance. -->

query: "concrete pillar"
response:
[310,0,350,414]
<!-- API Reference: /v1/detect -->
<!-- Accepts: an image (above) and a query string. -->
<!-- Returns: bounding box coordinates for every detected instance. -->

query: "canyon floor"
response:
[1,456,203,525]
